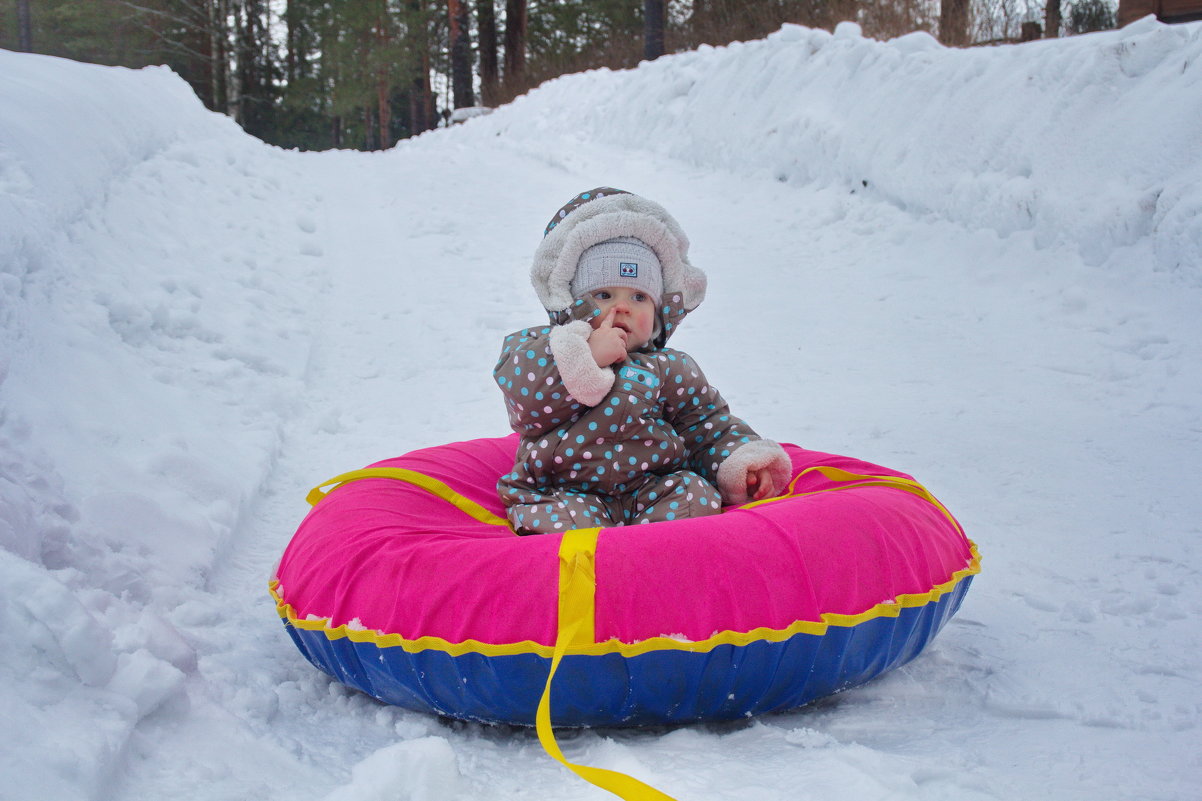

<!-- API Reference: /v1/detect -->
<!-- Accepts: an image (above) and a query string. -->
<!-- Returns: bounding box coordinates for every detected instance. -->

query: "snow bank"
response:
[0,50,321,800]
[0,51,237,277]
[463,19,1202,280]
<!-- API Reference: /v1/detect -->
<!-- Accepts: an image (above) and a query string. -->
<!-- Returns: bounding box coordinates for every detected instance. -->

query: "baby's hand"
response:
[746,467,777,501]
[588,308,628,367]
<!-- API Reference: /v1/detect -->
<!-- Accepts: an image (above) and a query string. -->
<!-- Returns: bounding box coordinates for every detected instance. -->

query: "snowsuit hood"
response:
[533,188,707,348]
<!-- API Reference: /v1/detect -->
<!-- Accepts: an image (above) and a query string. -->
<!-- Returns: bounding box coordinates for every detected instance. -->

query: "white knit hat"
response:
[570,237,663,303]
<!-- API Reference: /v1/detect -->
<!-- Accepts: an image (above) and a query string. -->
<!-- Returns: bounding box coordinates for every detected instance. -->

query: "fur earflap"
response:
[532,190,707,314]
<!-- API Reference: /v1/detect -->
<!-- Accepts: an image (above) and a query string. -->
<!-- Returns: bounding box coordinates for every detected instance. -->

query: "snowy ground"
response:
[2,18,1200,801]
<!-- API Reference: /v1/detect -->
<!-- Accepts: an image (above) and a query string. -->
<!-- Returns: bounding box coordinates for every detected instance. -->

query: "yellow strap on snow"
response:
[306,467,511,528]
[535,527,679,801]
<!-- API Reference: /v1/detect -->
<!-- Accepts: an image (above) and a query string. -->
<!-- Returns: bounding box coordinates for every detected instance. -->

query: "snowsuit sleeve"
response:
[494,323,615,439]
[661,350,792,504]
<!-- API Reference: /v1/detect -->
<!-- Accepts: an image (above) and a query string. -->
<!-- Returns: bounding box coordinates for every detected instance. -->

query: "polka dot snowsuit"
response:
[495,295,765,535]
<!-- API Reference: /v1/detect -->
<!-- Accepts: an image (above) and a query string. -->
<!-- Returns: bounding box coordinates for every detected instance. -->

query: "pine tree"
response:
[16,0,32,50]
[448,0,475,108]
[407,0,437,136]
[1066,0,1115,33]
[1045,0,1062,37]
[477,0,500,106]
[940,0,970,45]
[231,0,277,137]
[503,0,526,99]
[644,0,665,60]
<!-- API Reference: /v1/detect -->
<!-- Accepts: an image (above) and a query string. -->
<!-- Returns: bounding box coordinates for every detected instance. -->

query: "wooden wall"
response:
[1119,0,1202,26]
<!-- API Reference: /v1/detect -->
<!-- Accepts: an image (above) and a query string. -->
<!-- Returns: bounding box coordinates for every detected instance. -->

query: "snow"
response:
[1,18,1200,801]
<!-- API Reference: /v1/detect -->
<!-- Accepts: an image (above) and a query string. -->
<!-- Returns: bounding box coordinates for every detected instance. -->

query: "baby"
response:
[495,187,791,535]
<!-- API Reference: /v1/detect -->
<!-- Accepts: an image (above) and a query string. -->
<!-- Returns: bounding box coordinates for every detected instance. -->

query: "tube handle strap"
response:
[741,464,964,534]
[306,467,511,528]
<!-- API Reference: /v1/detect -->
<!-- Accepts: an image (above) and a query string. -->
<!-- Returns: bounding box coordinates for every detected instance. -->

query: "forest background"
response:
[1,0,1117,151]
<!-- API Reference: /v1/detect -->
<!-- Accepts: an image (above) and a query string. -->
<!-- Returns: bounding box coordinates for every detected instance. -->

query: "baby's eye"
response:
[592,290,612,301]
[632,292,649,303]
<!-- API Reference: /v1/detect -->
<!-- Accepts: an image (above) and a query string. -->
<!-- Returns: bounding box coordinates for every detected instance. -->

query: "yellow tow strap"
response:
[536,528,679,801]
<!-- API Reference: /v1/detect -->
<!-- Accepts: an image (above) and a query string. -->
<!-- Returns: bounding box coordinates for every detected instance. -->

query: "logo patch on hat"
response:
[619,262,639,278]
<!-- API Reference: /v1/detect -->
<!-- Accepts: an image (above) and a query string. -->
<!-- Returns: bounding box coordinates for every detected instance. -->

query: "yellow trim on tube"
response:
[270,540,980,658]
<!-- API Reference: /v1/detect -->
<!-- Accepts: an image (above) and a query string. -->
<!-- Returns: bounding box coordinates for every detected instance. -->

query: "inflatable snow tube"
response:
[272,434,978,728]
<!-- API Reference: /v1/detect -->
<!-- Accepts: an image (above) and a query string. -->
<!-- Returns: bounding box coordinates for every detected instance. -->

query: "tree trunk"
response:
[232,0,273,137]
[207,0,231,116]
[375,13,394,147]
[228,1,243,120]
[644,0,665,60]
[448,0,475,108]
[477,0,500,106]
[284,0,303,84]
[16,0,32,52]
[503,0,526,97]
[408,89,423,136]
[408,0,436,135]
[1044,0,1062,37]
[939,0,969,46]
[413,48,435,134]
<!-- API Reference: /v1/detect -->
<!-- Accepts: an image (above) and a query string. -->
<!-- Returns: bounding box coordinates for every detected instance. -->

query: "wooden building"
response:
[1119,0,1202,25]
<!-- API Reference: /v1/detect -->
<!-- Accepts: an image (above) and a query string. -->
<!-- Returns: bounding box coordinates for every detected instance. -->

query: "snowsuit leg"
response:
[625,470,723,525]
[506,489,621,535]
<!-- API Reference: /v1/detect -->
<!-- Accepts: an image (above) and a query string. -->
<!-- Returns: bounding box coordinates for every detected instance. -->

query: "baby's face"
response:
[587,286,657,351]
